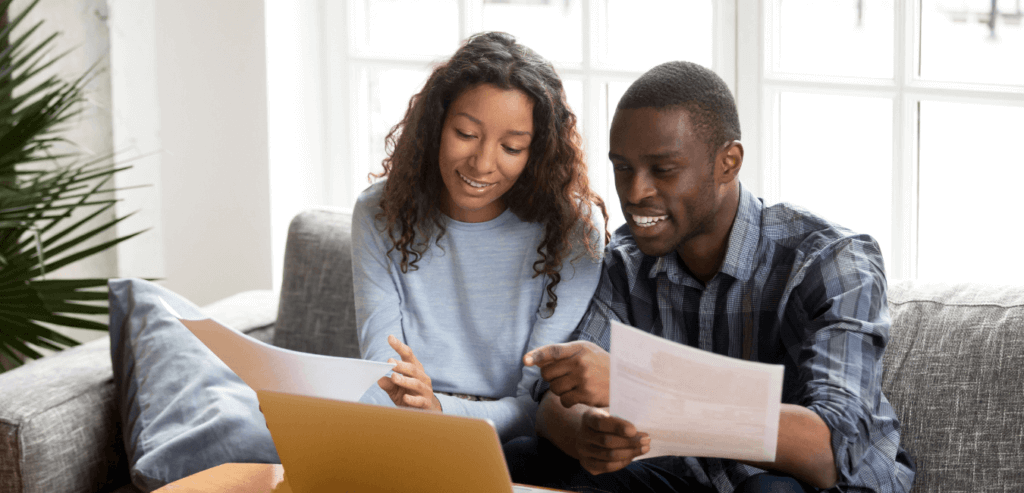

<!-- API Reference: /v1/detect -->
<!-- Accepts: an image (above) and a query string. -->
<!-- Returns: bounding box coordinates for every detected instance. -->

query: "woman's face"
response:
[438,83,534,223]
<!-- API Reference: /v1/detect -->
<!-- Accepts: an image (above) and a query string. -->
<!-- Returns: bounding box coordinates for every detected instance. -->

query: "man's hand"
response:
[576,407,650,475]
[377,335,442,412]
[524,341,610,408]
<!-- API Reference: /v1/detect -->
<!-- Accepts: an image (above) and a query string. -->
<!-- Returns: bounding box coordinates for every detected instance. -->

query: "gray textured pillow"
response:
[883,281,1024,492]
[108,278,279,492]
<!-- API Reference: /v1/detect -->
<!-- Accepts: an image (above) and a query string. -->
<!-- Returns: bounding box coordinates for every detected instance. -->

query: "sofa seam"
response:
[889,298,1024,309]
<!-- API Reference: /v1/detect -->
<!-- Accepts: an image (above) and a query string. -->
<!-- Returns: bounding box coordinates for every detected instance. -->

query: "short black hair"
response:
[616,61,741,161]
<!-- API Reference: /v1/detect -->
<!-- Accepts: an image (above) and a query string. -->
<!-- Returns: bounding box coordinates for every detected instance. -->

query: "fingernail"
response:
[523,355,534,366]
[641,437,651,445]
[387,358,396,364]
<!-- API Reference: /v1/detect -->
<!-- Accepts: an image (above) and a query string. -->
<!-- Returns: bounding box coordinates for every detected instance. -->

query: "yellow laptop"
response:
[257,390,554,493]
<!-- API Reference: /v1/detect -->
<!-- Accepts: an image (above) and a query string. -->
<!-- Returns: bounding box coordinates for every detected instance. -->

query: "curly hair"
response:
[372,31,607,315]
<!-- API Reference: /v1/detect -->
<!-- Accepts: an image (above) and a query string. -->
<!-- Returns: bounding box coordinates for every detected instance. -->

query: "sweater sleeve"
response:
[351,189,403,365]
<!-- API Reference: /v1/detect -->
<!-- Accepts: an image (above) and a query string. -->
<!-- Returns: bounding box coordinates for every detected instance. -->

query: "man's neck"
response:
[676,187,741,285]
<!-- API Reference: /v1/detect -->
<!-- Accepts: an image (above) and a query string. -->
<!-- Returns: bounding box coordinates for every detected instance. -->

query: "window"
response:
[325,0,736,230]
[740,0,1024,283]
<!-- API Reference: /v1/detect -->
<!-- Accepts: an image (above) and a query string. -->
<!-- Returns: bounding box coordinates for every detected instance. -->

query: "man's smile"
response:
[631,214,669,227]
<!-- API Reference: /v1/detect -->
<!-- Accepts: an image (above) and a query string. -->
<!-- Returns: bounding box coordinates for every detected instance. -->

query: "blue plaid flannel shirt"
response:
[536,185,915,493]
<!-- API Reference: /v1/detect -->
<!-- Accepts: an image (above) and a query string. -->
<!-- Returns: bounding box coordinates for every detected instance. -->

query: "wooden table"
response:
[154,463,569,492]
[154,464,291,493]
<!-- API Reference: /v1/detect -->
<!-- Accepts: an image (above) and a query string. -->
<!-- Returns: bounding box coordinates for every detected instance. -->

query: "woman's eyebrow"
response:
[454,112,532,137]
[454,112,482,125]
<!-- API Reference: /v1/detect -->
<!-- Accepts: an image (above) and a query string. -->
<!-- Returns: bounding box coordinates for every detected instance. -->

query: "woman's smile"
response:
[457,170,496,189]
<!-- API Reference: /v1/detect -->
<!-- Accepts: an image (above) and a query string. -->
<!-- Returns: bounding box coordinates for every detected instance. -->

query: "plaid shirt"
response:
[541,185,915,493]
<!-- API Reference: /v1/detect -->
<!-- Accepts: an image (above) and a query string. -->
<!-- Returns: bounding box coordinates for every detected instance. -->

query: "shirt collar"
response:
[720,183,761,282]
[646,182,762,284]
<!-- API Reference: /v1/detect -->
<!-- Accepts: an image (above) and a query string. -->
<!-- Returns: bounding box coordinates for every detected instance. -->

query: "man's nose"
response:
[623,172,655,205]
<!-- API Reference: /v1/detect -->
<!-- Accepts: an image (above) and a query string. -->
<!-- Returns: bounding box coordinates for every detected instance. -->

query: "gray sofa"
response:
[1,208,1022,492]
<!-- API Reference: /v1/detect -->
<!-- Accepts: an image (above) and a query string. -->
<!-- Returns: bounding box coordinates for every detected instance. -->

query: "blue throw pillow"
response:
[108,278,279,492]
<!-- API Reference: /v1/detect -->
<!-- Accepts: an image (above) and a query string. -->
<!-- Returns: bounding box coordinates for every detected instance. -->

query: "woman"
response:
[351,32,607,442]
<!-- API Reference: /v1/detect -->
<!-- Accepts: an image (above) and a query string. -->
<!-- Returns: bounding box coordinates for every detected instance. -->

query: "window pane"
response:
[778,93,893,264]
[562,78,583,118]
[482,0,582,65]
[599,0,712,70]
[353,0,460,58]
[919,0,1024,85]
[352,67,431,199]
[917,101,1024,283]
[592,81,631,231]
[775,0,894,78]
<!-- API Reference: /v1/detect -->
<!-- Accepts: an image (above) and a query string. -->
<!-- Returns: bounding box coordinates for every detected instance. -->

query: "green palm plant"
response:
[0,0,143,371]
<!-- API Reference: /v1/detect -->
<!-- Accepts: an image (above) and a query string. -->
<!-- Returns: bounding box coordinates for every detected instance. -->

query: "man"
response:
[504,61,916,493]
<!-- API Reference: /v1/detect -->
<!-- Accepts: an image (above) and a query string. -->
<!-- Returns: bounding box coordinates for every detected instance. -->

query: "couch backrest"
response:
[277,208,1024,490]
[274,208,361,359]
[883,280,1024,492]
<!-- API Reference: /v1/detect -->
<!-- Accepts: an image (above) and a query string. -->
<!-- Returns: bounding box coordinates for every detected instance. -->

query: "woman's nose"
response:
[469,141,499,174]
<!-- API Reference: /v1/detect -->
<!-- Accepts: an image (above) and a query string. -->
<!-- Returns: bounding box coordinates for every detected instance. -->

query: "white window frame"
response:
[736,0,1024,281]
[321,0,737,230]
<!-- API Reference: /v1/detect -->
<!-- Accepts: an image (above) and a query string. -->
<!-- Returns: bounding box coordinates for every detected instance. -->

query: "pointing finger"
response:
[524,342,580,367]
[388,335,420,364]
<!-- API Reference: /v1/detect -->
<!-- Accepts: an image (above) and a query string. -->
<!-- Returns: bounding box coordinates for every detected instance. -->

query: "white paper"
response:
[609,321,784,462]
[174,303,394,402]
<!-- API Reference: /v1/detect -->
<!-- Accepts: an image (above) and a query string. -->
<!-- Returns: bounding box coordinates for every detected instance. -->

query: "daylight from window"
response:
[769,0,1023,283]
[347,0,714,231]
[330,0,1022,284]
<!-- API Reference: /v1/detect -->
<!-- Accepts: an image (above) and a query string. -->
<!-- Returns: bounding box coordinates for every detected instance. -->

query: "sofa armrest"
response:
[0,337,129,493]
[200,289,278,345]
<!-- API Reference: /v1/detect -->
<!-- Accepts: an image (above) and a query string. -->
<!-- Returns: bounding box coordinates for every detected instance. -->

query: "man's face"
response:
[609,106,719,258]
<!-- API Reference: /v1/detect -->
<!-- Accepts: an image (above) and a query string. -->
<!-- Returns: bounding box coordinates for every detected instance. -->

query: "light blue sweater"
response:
[351,180,603,441]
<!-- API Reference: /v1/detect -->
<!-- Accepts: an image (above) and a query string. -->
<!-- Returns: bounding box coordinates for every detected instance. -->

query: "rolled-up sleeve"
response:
[791,235,910,492]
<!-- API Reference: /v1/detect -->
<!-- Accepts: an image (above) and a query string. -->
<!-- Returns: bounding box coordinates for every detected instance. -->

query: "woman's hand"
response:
[377,334,443,412]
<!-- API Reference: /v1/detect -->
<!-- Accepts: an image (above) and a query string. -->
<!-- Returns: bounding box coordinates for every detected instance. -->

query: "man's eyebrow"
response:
[642,150,685,160]
[608,150,684,161]
[453,112,532,137]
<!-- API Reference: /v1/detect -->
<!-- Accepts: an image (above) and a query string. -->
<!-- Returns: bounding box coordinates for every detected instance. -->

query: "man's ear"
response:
[718,141,743,183]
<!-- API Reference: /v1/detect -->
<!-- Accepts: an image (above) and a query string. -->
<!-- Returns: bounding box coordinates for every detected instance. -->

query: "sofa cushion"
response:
[883,281,1024,492]
[274,208,361,358]
[108,278,279,492]
[0,337,131,493]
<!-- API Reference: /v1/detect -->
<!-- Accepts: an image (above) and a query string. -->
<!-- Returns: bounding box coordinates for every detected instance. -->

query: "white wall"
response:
[11,0,117,346]
[108,0,162,283]
[264,0,329,292]
[109,0,273,306]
